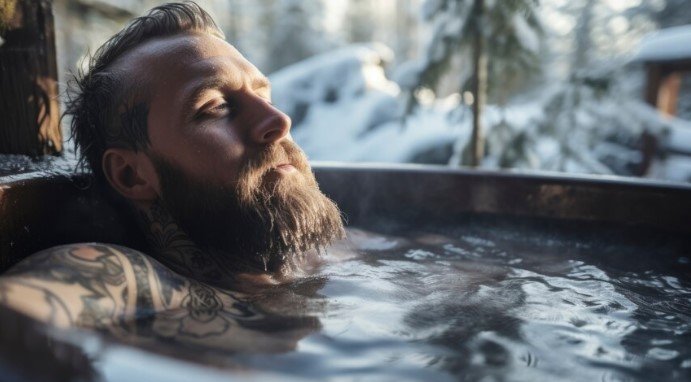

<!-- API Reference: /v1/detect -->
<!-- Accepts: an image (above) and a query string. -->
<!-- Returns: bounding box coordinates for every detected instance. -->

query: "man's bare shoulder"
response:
[1,242,185,291]
[5,243,147,276]
[0,243,193,328]
[0,244,309,352]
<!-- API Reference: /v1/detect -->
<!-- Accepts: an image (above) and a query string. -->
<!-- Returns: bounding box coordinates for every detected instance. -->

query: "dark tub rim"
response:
[2,162,691,271]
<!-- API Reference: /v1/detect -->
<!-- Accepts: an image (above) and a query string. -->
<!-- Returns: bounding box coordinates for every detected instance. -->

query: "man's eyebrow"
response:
[182,75,272,118]
[182,77,226,118]
[188,74,270,97]
[252,76,271,90]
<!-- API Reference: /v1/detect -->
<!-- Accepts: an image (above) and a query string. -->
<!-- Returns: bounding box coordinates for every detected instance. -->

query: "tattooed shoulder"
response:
[0,244,319,354]
[0,243,193,328]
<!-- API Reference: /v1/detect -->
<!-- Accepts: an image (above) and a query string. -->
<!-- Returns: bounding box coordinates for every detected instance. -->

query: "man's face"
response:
[121,33,343,272]
[128,33,288,190]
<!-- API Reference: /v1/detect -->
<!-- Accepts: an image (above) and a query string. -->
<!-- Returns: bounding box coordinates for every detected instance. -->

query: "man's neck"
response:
[136,200,291,291]
[136,201,234,287]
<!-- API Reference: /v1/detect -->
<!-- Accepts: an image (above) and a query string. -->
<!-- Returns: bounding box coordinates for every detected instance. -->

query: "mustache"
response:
[241,140,310,181]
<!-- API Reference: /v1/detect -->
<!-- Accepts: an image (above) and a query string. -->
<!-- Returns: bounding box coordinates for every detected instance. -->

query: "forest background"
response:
[51,0,691,182]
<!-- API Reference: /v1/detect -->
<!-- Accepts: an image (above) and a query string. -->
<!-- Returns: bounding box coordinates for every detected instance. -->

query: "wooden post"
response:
[0,0,62,156]
[657,71,682,117]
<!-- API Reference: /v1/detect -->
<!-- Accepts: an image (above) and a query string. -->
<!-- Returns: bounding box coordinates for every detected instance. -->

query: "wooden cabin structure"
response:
[634,26,691,177]
[0,0,62,157]
[638,25,691,119]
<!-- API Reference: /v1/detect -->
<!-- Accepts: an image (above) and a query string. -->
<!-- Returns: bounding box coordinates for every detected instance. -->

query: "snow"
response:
[270,43,397,125]
[650,115,691,182]
[659,155,691,182]
[421,0,444,21]
[271,42,689,182]
[391,60,424,89]
[666,117,691,154]
[634,25,691,62]
[512,13,540,53]
[288,82,464,163]
[668,158,691,183]
[271,44,464,163]
[444,15,465,37]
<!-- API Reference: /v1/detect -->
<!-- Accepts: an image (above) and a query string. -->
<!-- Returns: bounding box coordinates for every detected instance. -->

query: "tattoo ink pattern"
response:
[1,244,267,339]
[142,201,228,286]
[3,245,127,328]
[128,252,155,334]
[178,282,230,338]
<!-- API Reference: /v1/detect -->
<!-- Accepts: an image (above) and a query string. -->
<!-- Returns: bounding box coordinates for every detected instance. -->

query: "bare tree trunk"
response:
[470,0,486,167]
[0,0,62,157]
[573,0,595,71]
[395,0,414,61]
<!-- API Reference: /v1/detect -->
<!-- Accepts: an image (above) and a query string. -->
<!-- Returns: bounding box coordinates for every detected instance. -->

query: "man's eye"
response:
[212,103,230,112]
[196,102,234,120]
[208,102,232,114]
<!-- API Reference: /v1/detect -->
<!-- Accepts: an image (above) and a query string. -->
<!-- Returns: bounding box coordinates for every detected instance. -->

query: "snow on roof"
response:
[635,25,691,62]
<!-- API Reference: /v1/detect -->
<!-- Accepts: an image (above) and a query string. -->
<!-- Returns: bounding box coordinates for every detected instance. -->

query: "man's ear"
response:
[102,148,159,201]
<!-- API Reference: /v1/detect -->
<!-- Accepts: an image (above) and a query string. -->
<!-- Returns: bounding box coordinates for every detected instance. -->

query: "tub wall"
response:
[1,164,690,272]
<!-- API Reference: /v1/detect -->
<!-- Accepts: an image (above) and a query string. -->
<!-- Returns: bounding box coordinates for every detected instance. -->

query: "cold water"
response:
[46,218,691,382]
[218,219,691,381]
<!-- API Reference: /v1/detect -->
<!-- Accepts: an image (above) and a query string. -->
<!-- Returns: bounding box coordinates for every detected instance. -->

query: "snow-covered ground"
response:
[270,44,691,183]
[652,116,691,182]
[270,44,467,164]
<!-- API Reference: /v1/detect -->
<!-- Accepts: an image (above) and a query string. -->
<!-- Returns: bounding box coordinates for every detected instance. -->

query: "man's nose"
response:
[250,100,292,144]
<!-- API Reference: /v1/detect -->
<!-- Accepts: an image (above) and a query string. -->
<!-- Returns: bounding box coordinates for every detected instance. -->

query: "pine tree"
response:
[399,0,542,167]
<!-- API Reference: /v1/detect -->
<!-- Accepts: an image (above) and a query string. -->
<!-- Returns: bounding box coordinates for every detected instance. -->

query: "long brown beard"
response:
[150,140,344,274]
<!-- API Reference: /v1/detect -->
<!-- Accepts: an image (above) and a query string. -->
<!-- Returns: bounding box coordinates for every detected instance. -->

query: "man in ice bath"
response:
[0,1,344,351]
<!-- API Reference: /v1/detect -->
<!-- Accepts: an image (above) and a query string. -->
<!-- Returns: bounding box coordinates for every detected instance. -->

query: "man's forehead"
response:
[112,33,256,81]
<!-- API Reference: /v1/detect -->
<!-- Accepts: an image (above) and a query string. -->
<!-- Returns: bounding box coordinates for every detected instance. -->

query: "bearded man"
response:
[0,2,344,343]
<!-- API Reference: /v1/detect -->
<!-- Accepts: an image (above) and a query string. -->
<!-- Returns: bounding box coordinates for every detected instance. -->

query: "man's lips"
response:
[274,163,297,174]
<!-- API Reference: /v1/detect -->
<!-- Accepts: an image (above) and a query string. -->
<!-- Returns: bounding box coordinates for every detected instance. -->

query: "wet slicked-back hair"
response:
[66,2,224,184]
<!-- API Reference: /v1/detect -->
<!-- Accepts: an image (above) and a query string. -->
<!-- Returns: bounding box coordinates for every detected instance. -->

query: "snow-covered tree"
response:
[547,0,669,73]
[398,0,542,167]
[262,0,330,73]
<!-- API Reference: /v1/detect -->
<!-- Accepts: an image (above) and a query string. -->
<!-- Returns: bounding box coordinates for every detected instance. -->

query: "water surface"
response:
[9,218,690,382]
[223,219,691,381]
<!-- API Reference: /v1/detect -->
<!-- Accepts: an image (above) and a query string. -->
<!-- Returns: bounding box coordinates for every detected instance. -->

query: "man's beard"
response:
[149,140,344,274]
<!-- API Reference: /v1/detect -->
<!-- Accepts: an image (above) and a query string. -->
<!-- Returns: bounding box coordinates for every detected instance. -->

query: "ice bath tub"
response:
[1,163,690,381]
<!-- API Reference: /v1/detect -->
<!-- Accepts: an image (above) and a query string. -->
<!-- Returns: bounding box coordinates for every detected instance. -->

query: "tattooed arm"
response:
[0,244,136,328]
[0,244,209,328]
[0,244,317,353]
